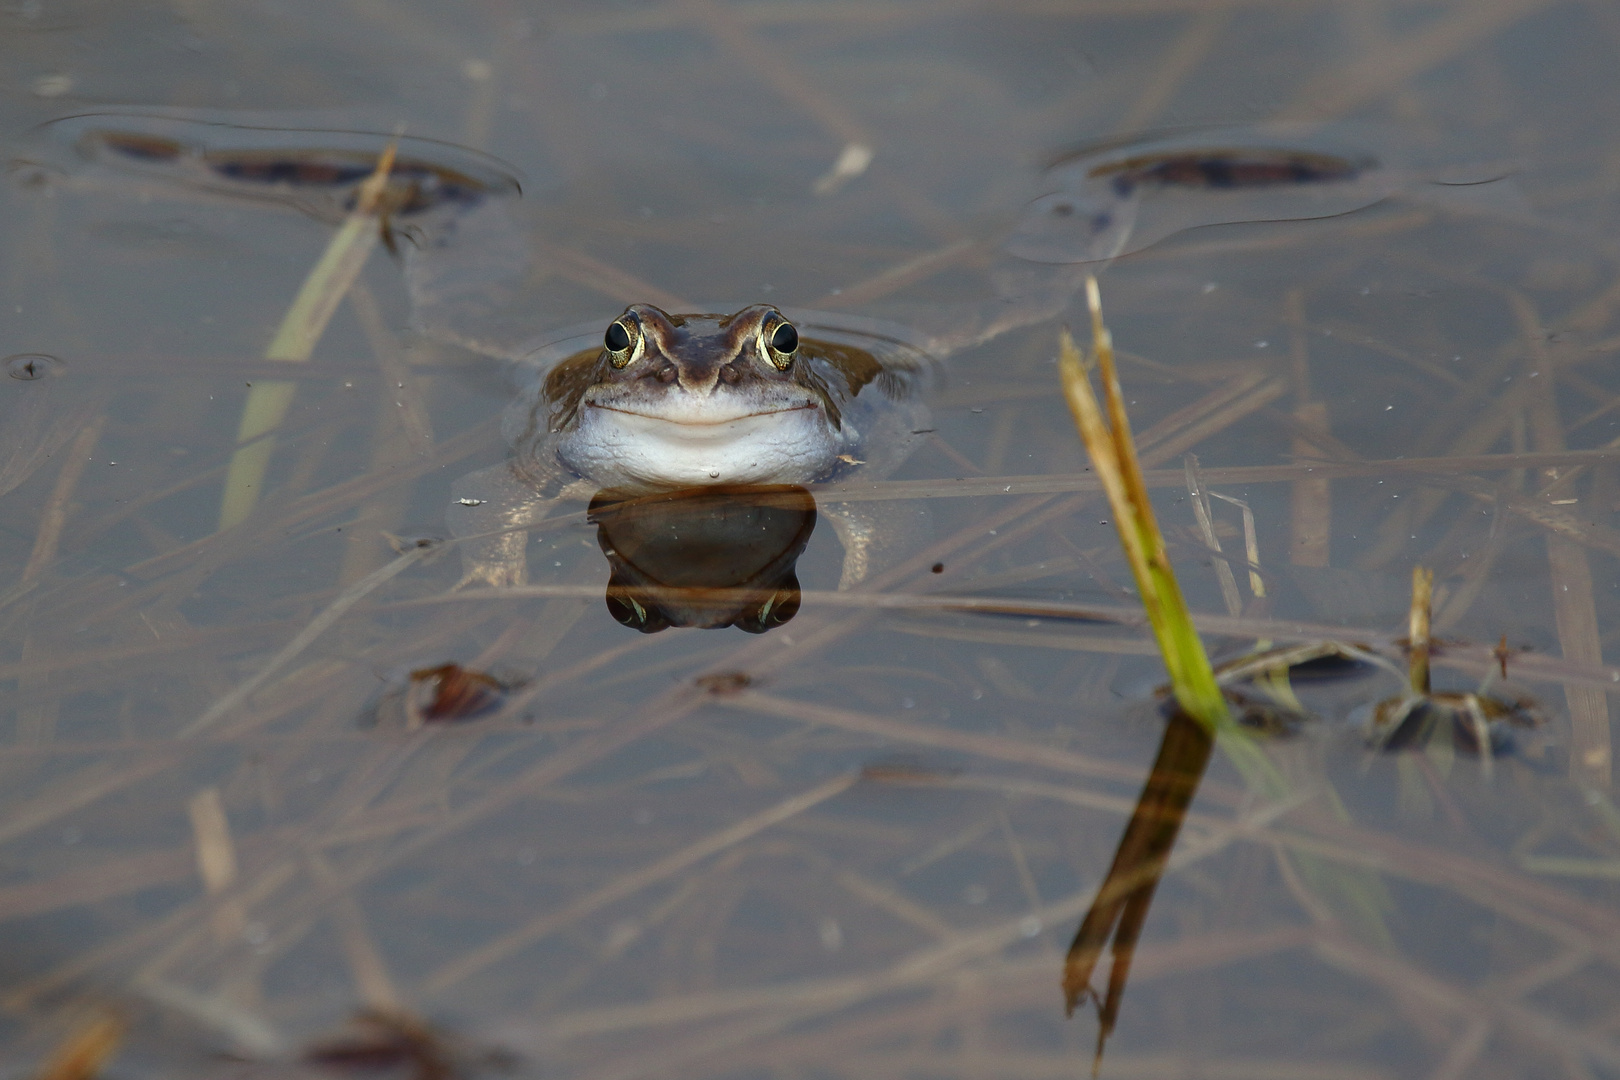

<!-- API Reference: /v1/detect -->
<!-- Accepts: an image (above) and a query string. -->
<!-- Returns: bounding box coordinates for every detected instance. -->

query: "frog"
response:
[441,299,937,592]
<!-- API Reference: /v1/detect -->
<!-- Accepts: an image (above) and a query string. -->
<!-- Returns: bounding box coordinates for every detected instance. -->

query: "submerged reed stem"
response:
[217,137,400,530]
[1408,565,1434,695]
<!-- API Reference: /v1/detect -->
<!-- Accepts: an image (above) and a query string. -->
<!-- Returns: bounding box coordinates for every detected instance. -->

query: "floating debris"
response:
[5,353,61,380]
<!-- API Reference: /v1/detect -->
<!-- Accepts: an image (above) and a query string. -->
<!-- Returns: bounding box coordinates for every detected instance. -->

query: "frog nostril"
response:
[654,365,677,384]
[719,364,742,385]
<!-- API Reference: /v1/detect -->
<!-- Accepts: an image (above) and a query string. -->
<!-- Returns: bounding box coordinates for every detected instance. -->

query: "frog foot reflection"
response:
[447,462,575,589]
[1366,688,1542,778]
[1203,638,1541,766]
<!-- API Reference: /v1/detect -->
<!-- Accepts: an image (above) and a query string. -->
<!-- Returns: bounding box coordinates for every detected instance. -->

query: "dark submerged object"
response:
[368,663,519,729]
[1004,125,1400,265]
[405,664,512,724]
[304,1007,517,1080]
[1085,146,1372,197]
[589,485,817,633]
[28,114,520,225]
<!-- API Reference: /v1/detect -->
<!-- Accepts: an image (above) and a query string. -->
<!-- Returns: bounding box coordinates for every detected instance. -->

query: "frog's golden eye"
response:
[764,318,799,369]
[604,318,639,367]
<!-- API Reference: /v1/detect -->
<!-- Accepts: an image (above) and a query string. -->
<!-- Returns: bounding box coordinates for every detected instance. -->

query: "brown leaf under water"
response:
[406,663,513,724]
[304,1008,515,1080]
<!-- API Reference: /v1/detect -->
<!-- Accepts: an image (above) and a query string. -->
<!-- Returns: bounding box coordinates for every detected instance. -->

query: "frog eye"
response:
[604,317,639,367]
[764,319,798,369]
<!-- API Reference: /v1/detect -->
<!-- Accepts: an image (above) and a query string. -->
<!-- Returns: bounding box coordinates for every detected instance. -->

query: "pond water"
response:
[5,2,1620,1078]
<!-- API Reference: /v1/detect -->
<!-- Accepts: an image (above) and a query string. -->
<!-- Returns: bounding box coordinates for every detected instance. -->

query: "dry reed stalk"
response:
[32,1013,126,1080]
[187,786,246,944]
[21,415,105,585]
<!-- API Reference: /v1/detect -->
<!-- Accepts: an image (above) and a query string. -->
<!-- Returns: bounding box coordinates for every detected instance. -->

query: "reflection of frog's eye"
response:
[764,320,798,368]
[604,319,638,366]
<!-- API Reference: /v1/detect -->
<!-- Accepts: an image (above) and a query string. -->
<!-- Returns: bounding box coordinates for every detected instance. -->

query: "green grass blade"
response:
[1059,278,1285,795]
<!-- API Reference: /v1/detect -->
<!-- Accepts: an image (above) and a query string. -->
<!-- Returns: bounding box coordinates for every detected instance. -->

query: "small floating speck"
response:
[31,73,74,98]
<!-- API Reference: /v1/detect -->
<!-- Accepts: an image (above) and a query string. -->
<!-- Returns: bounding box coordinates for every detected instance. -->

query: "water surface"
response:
[4,3,1620,1078]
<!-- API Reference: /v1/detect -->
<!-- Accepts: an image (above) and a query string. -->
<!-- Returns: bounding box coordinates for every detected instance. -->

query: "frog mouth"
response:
[584,401,819,426]
[559,395,839,489]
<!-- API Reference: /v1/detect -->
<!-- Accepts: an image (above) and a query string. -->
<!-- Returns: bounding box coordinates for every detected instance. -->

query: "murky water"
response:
[5,2,1620,1077]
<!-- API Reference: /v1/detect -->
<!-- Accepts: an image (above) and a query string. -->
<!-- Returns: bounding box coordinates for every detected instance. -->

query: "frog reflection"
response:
[589,484,815,633]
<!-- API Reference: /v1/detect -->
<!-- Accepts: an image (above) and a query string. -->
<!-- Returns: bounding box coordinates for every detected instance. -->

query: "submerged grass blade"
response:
[218,138,400,530]
[1185,453,1242,618]
[1409,565,1433,694]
